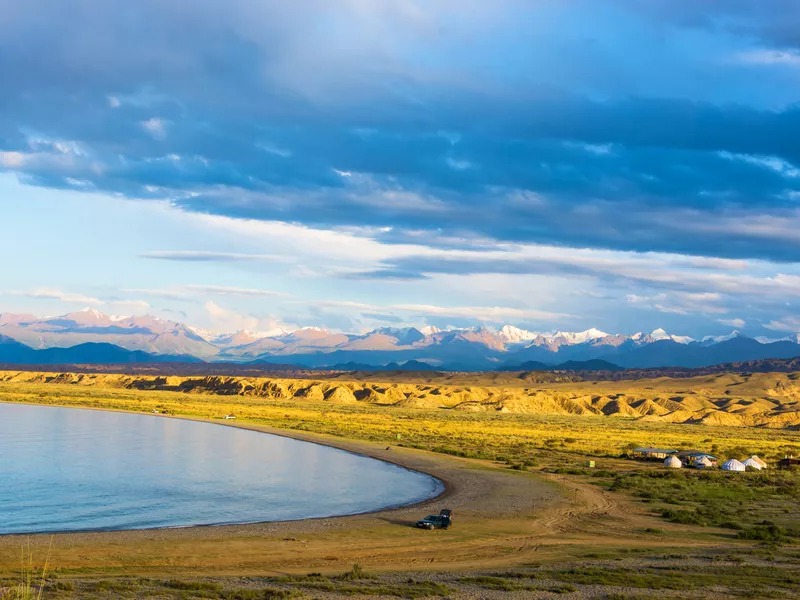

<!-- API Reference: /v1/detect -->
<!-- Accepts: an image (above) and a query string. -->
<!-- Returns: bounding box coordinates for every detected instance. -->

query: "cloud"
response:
[391,303,571,322]
[2,1,800,264]
[6,0,800,336]
[140,250,291,262]
[125,284,285,298]
[342,269,430,281]
[718,318,746,328]
[203,300,292,333]
[141,118,168,140]
[3,289,150,313]
[9,288,104,305]
[182,284,285,297]
[361,312,405,323]
[304,298,570,324]
[763,317,800,332]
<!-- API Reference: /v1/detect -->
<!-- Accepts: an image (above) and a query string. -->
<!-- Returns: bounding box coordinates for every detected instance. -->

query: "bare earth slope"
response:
[3,369,800,428]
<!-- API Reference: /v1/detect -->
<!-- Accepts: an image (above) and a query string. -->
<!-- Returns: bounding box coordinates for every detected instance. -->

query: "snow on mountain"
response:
[761,333,800,344]
[61,308,114,326]
[549,328,609,345]
[188,326,217,342]
[498,325,539,343]
[701,331,742,344]
[5,309,800,368]
[649,328,671,341]
[632,328,694,345]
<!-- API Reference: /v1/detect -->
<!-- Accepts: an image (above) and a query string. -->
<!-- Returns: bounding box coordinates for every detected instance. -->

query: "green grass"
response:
[604,469,800,530]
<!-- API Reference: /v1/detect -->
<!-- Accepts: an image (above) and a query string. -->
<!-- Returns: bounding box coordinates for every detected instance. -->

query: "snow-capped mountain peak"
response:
[550,328,609,345]
[701,330,742,344]
[420,325,441,335]
[632,328,694,345]
[650,328,670,341]
[498,325,538,343]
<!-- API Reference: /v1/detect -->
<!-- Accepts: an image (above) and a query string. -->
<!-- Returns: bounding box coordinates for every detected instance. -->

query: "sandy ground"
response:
[0,415,740,579]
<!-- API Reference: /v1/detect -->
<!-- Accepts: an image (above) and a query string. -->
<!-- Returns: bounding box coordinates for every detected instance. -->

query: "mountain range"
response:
[3,309,800,370]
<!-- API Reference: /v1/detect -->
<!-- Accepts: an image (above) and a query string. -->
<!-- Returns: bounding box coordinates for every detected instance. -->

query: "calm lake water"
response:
[0,403,443,534]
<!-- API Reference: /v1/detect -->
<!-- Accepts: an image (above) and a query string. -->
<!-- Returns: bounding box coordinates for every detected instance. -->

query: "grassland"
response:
[1,371,799,462]
[1,370,800,598]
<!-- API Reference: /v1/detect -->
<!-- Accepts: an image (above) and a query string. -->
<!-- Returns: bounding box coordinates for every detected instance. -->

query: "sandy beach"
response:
[0,414,565,576]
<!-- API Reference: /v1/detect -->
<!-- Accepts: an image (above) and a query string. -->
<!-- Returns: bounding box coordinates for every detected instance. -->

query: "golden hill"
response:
[3,369,800,429]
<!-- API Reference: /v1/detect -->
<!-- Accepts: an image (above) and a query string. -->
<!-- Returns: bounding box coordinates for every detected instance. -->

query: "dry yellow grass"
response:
[3,369,800,427]
[1,370,799,462]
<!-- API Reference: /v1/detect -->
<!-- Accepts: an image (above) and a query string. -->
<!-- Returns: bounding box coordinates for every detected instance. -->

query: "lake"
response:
[0,403,443,534]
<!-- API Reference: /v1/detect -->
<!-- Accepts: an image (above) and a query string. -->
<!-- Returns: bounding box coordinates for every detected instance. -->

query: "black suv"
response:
[416,509,452,530]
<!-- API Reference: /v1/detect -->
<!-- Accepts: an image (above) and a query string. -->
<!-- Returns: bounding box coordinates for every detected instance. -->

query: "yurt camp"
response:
[694,456,713,469]
[748,455,767,469]
[721,459,746,472]
[664,456,683,469]
[742,457,763,470]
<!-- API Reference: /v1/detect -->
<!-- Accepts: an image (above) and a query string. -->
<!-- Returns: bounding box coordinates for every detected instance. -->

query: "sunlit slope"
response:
[2,370,800,428]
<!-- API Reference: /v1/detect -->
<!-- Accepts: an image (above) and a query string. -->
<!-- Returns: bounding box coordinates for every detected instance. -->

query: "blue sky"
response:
[2,0,800,336]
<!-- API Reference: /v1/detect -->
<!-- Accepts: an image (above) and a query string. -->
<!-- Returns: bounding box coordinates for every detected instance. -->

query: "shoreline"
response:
[0,400,476,543]
[0,395,752,581]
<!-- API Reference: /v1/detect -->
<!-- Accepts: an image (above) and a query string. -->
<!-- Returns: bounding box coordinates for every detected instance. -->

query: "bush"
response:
[163,580,223,591]
[49,581,74,592]
[660,508,706,525]
[737,522,788,543]
[335,563,370,581]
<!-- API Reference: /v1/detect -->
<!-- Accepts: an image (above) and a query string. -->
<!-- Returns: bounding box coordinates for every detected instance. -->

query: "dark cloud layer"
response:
[2,1,800,262]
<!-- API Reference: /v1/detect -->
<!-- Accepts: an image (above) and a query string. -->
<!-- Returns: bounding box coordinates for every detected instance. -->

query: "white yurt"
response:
[742,457,763,470]
[721,459,746,472]
[664,456,683,469]
[748,455,768,469]
[694,456,713,469]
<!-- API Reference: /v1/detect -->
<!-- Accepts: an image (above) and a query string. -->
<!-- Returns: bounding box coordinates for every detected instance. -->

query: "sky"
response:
[2,0,800,337]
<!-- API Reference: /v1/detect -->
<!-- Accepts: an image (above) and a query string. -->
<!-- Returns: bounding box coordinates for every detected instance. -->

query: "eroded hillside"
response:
[3,370,800,428]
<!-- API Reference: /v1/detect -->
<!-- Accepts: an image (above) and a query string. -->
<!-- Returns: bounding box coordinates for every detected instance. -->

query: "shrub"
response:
[163,580,222,591]
[335,563,370,581]
[737,522,788,543]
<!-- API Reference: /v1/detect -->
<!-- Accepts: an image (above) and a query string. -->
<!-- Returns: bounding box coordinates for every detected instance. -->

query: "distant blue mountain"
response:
[0,336,202,365]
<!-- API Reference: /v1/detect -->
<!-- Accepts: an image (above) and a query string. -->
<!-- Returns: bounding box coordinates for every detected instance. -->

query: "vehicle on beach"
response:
[416,509,452,530]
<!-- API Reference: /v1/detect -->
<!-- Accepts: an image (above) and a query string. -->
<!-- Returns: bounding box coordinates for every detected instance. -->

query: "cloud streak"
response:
[140,250,292,262]
[125,284,286,298]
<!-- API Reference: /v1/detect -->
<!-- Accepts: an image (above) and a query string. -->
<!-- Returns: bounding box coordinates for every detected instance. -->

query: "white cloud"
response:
[140,250,293,262]
[717,318,745,328]
[719,151,800,178]
[107,299,151,312]
[125,285,285,299]
[141,118,168,140]
[304,299,569,323]
[4,290,156,314]
[446,157,473,170]
[626,292,728,316]
[203,301,293,333]
[184,285,285,297]
[392,303,570,322]
[763,317,800,332]
[12,288,104,305]
[737,49,800,67]
[256,142,292,158]
[0,151,27,167]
